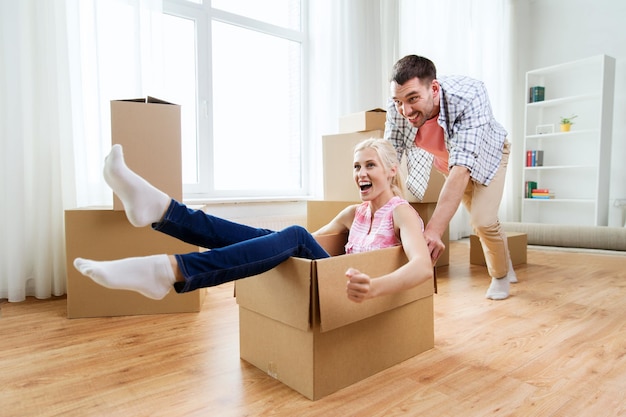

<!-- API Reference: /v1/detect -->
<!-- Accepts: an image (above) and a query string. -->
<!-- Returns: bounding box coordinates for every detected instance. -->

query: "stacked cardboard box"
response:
[469,232,528,267]
[65,208,205,318]
[110,97,184,209]
[65,97,205,318]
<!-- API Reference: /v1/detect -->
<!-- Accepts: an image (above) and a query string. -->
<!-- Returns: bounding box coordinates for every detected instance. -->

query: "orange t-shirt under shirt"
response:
[414,114,449,174]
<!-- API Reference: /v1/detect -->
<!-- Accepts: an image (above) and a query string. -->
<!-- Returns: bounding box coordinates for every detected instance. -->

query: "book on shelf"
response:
[531,187,554,199]
[525,181,537,198]
[529,86,545,103]
[526,150,544,167]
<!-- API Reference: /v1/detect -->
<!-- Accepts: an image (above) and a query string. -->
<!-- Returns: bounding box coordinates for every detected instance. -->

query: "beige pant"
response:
[461,141,511,279]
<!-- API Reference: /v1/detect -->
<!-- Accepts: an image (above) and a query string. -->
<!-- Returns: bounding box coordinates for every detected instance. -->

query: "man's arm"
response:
[423,165,470,262]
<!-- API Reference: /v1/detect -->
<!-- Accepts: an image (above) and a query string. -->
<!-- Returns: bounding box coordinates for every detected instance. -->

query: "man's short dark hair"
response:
[390,55,437,85]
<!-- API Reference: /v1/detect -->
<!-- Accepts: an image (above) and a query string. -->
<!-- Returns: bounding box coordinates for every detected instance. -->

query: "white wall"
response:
[513,0,626,226]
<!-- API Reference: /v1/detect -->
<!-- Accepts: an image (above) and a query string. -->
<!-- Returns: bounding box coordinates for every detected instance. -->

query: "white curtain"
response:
[68,0,165,209]
[0,0,162,302]
[307,0,399,197]
[397,0,515,239]
[0,1,74,301]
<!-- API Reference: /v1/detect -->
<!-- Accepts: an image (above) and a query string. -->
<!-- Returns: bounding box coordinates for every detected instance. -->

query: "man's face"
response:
[391,77,439,128]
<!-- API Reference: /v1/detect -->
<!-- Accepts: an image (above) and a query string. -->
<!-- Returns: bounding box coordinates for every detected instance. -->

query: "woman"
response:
[74,138,433,303]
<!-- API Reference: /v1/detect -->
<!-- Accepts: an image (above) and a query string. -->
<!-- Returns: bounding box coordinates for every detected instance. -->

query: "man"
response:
[384,54,516,300]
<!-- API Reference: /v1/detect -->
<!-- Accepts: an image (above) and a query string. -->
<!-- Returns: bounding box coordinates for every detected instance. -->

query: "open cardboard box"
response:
[470,231,528,266]
[236,233,434,400]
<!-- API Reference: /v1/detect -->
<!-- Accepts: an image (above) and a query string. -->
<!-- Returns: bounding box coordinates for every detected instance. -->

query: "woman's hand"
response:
[345,268,372,303]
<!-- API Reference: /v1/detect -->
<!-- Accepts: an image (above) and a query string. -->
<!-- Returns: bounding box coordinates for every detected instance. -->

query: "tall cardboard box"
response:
[306,200,449,267]
[470,232,528,267]
[322,131,444,203]
[65,208,205,318]
[338,108,387,133]
[236,234,434,400]
[110,97,182,210]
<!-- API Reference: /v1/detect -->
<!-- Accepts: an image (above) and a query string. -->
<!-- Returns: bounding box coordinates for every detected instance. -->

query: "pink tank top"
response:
[345,196,419,254]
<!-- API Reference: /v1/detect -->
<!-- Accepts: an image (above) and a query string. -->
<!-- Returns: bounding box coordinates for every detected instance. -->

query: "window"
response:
[162,0,306,201]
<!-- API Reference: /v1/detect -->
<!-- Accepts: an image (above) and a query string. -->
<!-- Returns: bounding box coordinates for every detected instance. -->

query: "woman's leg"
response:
[154,200,275,249]
[105,144,273,248]
[174,225,330,293]
[74,225,329,299]
[74,254,175,300]
[103,144,170,227]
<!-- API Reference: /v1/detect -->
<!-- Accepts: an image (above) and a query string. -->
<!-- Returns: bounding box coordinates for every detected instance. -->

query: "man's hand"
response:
[345,268,372,303]
[421,165,468,264]
[423,228,445,264]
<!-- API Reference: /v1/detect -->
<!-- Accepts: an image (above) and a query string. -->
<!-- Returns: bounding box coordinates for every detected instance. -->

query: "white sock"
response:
[485,276,510,300]
[507,256,518,283]
[73,255,176,300]
[103,144,170,227]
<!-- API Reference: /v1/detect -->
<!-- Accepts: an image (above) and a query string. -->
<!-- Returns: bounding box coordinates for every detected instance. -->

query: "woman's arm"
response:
[345,204,433,303]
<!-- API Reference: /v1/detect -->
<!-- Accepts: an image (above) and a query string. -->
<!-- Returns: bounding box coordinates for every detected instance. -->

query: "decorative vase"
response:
[560,123,571,132]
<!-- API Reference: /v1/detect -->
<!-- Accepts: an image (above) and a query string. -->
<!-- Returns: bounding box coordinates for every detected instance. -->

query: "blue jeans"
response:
[152,200,330,293]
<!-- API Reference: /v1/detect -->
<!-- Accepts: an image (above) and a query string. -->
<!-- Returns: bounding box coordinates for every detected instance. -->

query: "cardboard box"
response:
[65,208,205,318]
[322,131,444,203]
[110,97,182,210]
[236,233,434,400]
[339,108,387,133]
[306,200,449,267]
[469,232,528,267]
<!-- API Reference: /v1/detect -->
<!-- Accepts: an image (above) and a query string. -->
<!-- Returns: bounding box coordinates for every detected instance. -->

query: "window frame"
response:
[162,0,309,203]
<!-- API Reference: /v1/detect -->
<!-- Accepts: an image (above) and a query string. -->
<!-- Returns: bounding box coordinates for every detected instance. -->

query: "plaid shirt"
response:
[384,75,507,200]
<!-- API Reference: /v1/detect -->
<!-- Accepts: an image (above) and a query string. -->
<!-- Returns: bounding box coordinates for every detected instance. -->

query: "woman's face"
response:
[353,148,395,204]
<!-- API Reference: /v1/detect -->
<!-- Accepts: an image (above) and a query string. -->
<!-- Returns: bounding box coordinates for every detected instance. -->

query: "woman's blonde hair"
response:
[353,138,407,198]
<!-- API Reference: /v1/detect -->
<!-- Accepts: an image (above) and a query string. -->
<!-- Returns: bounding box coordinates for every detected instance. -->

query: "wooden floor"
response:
[2,241,626,417]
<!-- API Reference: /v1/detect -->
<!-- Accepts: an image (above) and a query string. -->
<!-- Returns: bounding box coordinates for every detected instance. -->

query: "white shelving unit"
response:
[522,55,615,226]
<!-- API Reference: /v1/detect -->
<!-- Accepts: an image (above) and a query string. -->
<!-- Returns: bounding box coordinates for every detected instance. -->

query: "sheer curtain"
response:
[0,0,163,302]
[67,0,165,209]
[397,0,515,239]
[1,1,74,302]
[307,0,399,196]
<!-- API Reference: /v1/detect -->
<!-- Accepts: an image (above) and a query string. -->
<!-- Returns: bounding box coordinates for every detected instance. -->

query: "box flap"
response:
[112,96,178,105]
[147,96,177,105]
[343,108,385,115]
[235,257,313,331]
[316,245,433,332]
